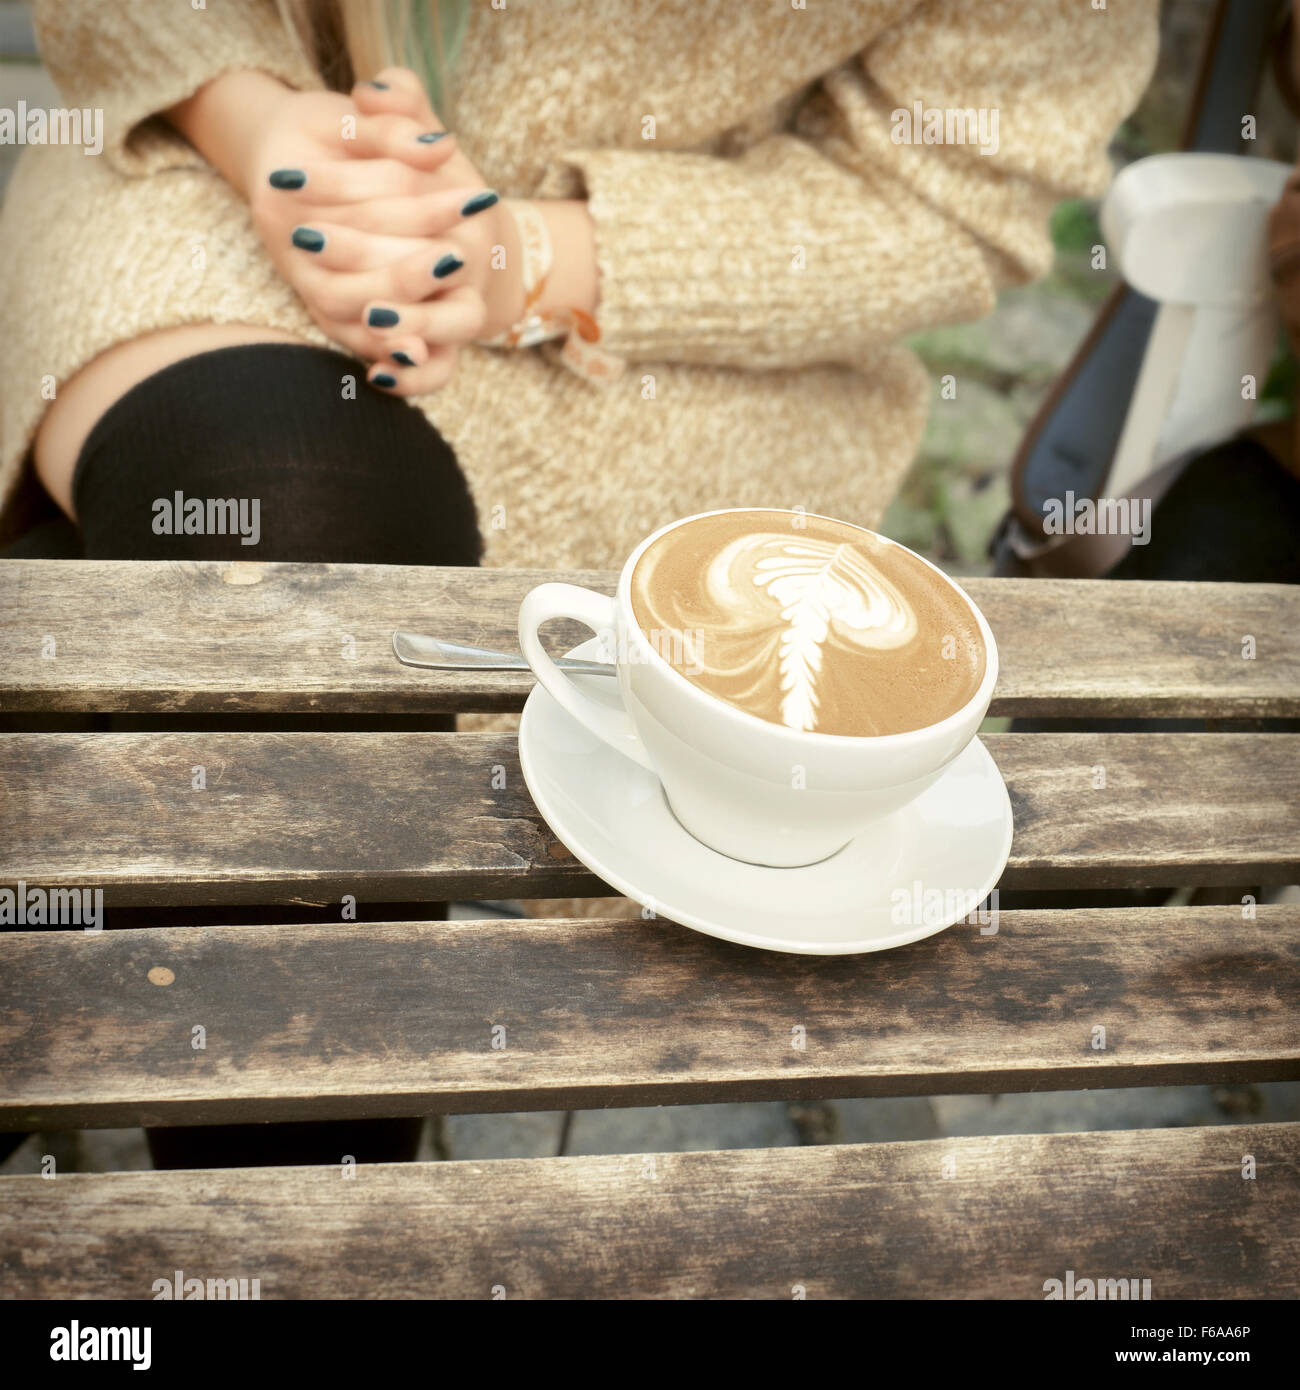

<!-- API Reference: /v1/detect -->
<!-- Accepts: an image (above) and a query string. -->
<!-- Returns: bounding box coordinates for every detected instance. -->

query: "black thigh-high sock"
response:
[72,342,482,565]
[64,344,482,1168]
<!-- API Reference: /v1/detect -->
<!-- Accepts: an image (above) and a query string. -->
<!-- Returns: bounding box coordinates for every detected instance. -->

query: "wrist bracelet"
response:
[476,199,625,383]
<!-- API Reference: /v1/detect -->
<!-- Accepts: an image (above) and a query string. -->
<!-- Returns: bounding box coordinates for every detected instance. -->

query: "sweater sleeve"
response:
[556,0,1158,370]
[30,0,321,176]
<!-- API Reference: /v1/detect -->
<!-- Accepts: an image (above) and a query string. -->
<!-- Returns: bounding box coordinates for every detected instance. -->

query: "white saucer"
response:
[518,639,1014,955]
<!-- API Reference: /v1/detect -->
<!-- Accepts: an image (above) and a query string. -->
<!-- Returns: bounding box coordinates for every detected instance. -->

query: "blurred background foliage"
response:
[882,0,1298,571]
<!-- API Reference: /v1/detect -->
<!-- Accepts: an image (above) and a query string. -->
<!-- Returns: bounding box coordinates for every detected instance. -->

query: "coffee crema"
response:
[629,509,987,737]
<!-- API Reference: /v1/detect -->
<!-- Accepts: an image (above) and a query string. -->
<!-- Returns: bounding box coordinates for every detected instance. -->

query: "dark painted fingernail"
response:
[291,226,325,253]
[367,307,400,328]
[391,350,416,367]
[269,168,306,190]
[416,131,446,144]
[372,372,398,388]
[461,190,499,217]
[367,80,390,90]
[432,253,464,279]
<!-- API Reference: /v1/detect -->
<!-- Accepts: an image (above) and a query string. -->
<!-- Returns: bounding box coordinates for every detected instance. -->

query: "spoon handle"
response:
[392,631,616,677]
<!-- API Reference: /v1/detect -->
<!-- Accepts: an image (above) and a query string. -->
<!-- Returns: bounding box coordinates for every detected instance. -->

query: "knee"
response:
[35,324,312,519]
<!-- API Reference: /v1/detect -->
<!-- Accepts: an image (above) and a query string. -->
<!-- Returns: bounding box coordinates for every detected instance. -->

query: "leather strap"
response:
[996,450,1193,579]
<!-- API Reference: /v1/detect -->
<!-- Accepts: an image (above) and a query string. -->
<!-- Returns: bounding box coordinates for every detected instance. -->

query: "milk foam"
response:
[630,511,985,737]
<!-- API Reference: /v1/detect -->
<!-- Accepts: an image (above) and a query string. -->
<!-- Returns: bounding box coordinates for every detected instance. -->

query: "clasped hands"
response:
[247,67,523,396]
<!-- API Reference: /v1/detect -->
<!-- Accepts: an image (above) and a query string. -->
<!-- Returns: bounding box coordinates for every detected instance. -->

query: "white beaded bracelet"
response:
[476,199,625,383]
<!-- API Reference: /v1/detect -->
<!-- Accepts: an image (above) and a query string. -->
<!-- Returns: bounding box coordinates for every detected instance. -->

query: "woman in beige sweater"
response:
[3,0,1157,566]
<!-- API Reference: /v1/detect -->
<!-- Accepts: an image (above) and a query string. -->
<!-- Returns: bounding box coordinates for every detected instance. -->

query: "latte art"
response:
[630,510,986,737]
[705,533,920,732]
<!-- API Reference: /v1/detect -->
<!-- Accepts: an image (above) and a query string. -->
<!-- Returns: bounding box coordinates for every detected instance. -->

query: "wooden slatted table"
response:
[1,559,1298,1300]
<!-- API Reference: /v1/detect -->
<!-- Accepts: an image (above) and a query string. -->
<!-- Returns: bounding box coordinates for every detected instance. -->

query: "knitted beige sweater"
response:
[3,0,1157,549]
[1,0,1154,911]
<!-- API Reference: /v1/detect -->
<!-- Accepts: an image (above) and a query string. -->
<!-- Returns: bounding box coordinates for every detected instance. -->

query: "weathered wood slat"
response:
[997,731,1300,889]
[1,561,1296,717]
[2,1123,1295,1298]
[1,907,1296,1131]
[0,732,1296,905]
[0,560,608,715]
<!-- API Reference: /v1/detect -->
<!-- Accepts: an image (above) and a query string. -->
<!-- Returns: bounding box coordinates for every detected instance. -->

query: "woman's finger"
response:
[301,240,470,322]
[300,305,452,399]
[306,314,441,394]
[352,67,438,125]
[381,334,429,370]
[367,343,459,397]
[363,286,489,348]
[300,186,479,238]
[306,314,384,366]
[342,112,458,170]
[262,157,432,205]
[285,219,436,273]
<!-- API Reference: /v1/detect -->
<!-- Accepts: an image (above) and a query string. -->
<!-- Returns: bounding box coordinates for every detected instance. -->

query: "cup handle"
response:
[518,583,655,772]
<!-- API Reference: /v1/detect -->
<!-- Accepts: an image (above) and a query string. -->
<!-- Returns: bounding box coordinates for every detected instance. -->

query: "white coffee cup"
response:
[518,509,999,868]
